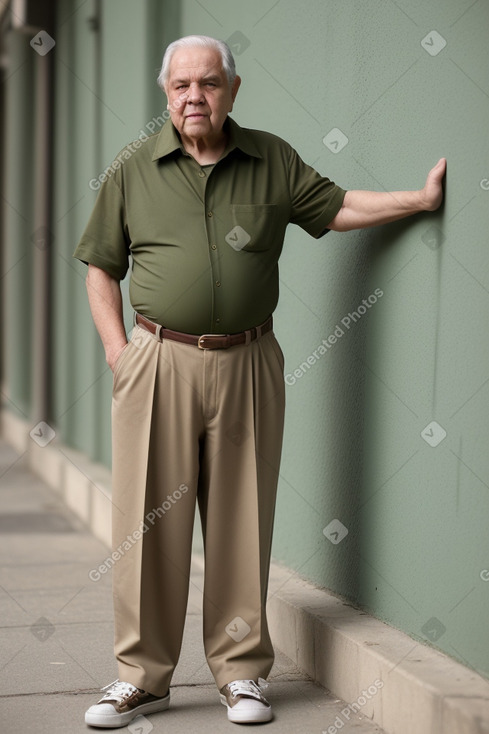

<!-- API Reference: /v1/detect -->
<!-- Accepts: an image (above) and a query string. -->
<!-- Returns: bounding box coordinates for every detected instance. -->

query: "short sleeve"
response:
[288,147,347,238]
[73,174,130,281]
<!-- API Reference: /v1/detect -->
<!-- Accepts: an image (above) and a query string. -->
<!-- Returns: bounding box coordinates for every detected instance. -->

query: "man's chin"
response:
[182,120,215,138]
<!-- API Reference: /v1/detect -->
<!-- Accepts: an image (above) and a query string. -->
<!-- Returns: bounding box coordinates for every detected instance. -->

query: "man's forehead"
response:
[168,47,224,79]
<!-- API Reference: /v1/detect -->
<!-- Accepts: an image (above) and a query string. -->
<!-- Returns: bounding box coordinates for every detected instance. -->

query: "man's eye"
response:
[205,82,216,87]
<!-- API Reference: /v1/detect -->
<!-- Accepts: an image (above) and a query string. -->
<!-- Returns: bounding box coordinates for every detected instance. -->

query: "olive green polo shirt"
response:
[74,116,346,334]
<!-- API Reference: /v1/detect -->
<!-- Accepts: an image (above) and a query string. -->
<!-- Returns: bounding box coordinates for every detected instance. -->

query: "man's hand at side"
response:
[328,158,446,232]
[86,264,128,372]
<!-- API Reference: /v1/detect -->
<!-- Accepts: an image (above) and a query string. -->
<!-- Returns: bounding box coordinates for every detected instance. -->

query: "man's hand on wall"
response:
[328,157,447,232]
[421,157,446,212]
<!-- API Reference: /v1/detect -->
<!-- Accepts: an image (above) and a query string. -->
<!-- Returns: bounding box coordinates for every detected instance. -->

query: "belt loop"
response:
[255,324,263,340]
[244,329,252,346]
[155,324,162,341]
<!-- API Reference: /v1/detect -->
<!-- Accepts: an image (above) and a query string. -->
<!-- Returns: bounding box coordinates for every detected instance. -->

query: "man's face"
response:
[165,46,240,142]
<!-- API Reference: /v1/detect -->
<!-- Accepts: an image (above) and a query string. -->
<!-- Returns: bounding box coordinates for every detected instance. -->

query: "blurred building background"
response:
[1,0,488,681]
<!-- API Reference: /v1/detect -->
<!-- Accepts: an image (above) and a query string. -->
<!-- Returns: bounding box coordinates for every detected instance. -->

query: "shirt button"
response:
[207,211,213,217]
[211,244,217,250]
[215,280,221,287]
[198,171,205,177]
[215,318,221,324]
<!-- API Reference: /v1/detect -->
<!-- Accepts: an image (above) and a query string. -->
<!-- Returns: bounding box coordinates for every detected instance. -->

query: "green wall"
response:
[52,0,173,461]
[2,30,35,420]
[2,0,488,679]
[160,0,489,677]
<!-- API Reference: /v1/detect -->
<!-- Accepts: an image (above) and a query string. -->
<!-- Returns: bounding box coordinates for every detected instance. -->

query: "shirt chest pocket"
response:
[226,204,279,252]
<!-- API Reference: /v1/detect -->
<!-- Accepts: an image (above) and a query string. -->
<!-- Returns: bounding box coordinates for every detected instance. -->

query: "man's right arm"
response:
[86,264,128,371]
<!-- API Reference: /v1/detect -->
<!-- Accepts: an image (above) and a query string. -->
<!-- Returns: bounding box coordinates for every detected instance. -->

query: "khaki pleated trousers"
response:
[110,322,285,697]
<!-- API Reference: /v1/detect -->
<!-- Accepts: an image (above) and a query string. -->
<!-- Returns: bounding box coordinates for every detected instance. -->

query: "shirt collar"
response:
[151,115,262,162]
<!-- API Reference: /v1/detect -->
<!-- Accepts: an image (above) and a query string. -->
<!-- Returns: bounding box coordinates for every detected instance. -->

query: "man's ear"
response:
[230,75,241,108]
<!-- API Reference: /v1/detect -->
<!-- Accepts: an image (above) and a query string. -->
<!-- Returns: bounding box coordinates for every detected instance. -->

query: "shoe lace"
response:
[99,679,141,703]
[228,678,269,699]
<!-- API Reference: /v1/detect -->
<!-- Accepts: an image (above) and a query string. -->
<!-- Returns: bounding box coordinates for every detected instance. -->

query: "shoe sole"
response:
[85,693,170,728]
[220,694,273,723]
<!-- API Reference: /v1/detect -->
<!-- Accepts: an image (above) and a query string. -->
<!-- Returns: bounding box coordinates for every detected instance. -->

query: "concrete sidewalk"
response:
[0,440,385,734]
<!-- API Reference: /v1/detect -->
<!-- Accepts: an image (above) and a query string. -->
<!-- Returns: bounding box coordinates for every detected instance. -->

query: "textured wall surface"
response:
[2,0,487,678]
[168,0,489,677]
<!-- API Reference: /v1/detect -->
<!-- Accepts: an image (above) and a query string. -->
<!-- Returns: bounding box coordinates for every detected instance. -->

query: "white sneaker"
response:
[85,679,170,728]
[220,678,272,723]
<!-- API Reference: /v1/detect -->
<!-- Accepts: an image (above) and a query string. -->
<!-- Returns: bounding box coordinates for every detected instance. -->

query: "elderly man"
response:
[75,35,445,728]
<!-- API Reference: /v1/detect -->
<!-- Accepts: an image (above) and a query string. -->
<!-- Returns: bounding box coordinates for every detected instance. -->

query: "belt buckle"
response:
[198,334,224,350]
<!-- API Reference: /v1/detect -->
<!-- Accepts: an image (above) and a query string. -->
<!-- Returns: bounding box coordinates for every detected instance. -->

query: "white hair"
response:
[157,35,236,91]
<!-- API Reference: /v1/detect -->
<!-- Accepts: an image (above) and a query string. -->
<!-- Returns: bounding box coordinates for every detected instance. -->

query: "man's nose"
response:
[187,82,204,103]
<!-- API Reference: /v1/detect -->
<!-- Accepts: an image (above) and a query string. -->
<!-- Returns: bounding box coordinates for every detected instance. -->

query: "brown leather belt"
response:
[135,313,273,349]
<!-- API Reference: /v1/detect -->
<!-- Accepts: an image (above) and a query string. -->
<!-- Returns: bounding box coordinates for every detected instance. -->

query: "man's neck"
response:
[180,126,229,165]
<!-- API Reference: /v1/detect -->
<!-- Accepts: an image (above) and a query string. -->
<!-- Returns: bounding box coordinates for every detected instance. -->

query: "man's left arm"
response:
[327,158,446,232]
